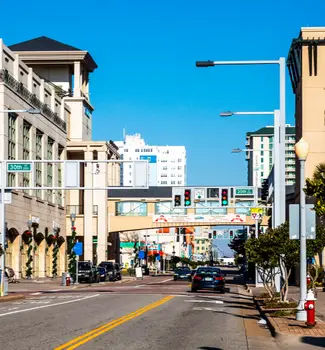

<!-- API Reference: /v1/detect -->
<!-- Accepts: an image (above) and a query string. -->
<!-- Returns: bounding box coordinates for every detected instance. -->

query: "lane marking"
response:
[193,307,224,311]
[0,294,99,317]
[55,295,174,350]
[155,278,172,284]
[30,292,42,295]
[185,300,223,304]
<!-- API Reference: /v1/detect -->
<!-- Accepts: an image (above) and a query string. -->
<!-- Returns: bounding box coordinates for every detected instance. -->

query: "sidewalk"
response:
[250,285,325,341]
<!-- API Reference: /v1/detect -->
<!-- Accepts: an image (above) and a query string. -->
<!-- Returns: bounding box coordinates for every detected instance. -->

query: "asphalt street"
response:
[0,269,280,350]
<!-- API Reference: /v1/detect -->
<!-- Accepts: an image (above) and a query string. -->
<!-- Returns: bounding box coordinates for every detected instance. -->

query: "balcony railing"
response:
[0,69,66,132]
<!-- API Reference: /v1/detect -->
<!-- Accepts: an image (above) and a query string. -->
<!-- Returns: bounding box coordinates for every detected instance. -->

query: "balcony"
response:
[0,69,66,132]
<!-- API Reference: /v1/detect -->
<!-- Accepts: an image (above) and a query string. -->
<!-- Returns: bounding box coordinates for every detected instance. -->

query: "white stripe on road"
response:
[30,292,42,295]
[185,300,224,304]
[156,278,173,284]
[193,307,224,311]
[0,294,100,317]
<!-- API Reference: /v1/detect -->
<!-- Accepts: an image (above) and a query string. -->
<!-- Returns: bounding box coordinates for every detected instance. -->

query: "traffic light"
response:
[184,189,191,207]
[176,228,180,242]
[213,230,216,239]
[208,232,212,239]
[229,230,234,239]
[174,194,181,207]
[261,179,269,201]
[221,188,229,206]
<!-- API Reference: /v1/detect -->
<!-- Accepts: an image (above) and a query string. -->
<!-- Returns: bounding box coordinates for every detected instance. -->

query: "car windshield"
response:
[196,268,221,275]
[79,262,91,270]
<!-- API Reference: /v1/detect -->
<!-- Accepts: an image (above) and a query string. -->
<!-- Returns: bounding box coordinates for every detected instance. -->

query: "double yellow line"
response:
[55,295,174,350]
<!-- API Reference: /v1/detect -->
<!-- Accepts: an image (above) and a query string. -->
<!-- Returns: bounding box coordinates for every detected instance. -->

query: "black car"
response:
[99,261,119,281]
[191,267,225,293]
[97,266,107,282]
[173,267,191,281]
[78,261,100,283]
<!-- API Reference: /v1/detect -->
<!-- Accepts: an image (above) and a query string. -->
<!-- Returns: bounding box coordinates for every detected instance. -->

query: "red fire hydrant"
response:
[66,276,71,286]
[304,289,317,327]
[307,274,312,288]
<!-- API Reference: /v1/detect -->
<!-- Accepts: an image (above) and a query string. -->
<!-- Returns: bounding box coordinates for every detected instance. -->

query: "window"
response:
[23,121,31,192]
[8,113,16,186]
[161,181,167,184]
[261,137,264,142]
[177,166,182,170]
[47,137,54,202]
[161,174,167,177]
[171,181,175,184]
[261,172,264,177]
[261,158,264,163]
[178,158,182,162]
[116,202,147,216]
[261,144,264,149]
[36,130,43,199]
[261,151,264,156]
[135,149,139,152]
[57,144,64,205]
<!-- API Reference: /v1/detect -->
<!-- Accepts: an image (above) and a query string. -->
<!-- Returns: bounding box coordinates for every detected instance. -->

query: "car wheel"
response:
[88,277,92,284]
[191,288,197,293]
[220,288,226,294]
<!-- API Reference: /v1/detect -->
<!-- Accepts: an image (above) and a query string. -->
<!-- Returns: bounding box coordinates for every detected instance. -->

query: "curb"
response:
[253,296,278,338]
[0,294,25,302]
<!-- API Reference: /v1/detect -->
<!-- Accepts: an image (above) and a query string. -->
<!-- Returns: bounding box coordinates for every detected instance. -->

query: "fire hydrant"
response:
[307,274,312,288]
[66,275,71,286]
[304,289,317,327]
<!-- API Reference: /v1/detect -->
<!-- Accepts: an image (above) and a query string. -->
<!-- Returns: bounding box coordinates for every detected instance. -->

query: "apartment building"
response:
[0,38,69,278]
[246,125,296,188]
[115,133,186,186]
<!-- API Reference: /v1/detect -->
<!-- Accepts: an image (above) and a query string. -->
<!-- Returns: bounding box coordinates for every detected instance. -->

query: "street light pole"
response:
[295,138,309,321]
[197,58,286,227]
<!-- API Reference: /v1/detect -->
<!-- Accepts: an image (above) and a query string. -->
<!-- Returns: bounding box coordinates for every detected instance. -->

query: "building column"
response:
[73,61,81,98]
[84,150,93,261]
[96,151,108,263]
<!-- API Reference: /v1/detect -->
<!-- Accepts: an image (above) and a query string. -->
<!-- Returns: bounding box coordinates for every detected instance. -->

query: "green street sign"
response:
[235,188,254,196]
[7,163,32,172]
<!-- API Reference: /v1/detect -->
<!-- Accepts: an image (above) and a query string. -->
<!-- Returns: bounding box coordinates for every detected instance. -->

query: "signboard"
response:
[0,191,12,204]
[250,208,263,215]
[72,242,83,256]
[153,214,246,224]
[289,204,316,239]
[138,250,145,259]
[7,163,32,172]
[140,155,157,163]
[236,188,254,196]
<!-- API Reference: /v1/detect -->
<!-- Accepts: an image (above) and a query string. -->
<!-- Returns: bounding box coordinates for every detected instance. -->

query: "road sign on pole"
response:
[7,163,32,172]
[289,204,316,239]
[72,242,83,256]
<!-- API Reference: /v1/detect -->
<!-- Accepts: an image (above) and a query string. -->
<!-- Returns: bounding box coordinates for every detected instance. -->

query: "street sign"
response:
[250,208,264,215]
[138,250,145,259]
[251,213,261,220]
[236,188,254,196]
[0,191,12,204]
[289,204,316,239]
[194,188,205,200]
[156,255,161,261]
[7,163,32,172]
[72,242,83,256]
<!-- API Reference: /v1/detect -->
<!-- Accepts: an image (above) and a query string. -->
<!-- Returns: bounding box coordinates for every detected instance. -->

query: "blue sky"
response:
[2,0,325,185]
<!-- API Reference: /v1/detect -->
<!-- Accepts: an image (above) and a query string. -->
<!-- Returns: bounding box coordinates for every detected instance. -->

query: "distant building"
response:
[115,133,186,187]
[246,125,296,187]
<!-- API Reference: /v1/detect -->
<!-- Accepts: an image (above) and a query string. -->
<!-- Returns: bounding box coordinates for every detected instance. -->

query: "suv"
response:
[78,261,99,283]
[99,261,118,281]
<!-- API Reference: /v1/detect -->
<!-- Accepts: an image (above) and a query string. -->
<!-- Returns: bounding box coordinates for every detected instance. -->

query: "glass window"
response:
[195,201,226,215]
[47,137,54,202]
[8,113,16,187]
[116,202,147,216]
[155,201,185,214]
[36,130,43,199]
[23,121,31,192]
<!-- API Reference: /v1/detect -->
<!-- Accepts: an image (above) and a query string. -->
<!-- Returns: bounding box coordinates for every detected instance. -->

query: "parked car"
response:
[99,261,118,281]
[173,267,191,281]
[191,267,225,293]
[97,266,108,282]
[114,263,122,280]
[78,261,100,283]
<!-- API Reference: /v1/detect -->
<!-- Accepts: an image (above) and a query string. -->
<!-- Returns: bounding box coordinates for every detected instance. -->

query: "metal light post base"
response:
[296,305,307,321]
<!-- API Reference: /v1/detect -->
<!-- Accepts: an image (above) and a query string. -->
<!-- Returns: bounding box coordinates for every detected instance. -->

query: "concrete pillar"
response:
[13,54,19,80]
[39,79,45,103]
[27,67,33,92]
[96,151,108,263]
[50,87,55,112]
[73,61,81,98]
[84,150,93,261]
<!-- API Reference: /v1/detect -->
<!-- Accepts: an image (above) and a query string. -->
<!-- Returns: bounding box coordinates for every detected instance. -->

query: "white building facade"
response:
[115,133,186,187]
[246,125,296,188]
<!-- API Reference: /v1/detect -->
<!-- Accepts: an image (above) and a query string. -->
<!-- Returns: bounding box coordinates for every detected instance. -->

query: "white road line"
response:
[156,278,173,284]
[48,289,63,292]
[30,292,42,295]
[185,300,224,304]
[0,294,100,317]
[193,307,224,311]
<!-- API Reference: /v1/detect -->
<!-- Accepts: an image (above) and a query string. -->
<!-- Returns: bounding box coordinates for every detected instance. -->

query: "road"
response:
[0,268,280,350]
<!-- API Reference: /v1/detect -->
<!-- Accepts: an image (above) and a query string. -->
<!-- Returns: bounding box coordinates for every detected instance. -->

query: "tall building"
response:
[246,125,296,187]
[288,27,325,198]
[115,133,186,187]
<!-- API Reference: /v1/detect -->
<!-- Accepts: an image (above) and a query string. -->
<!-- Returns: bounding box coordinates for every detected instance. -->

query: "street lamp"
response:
[196,57,286,227]
[220,110,284,228]
[295,138,309,321]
